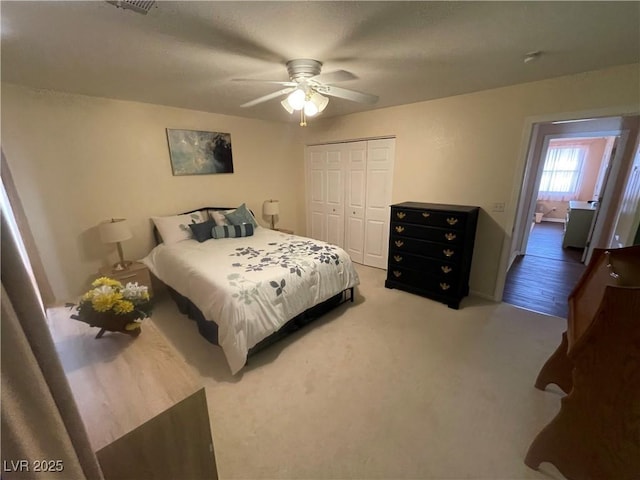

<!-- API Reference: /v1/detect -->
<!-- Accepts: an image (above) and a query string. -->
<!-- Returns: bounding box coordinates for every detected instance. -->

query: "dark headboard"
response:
[152,206,254,245]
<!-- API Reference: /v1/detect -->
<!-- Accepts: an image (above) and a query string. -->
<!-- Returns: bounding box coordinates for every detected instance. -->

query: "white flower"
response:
[93,285,116,296]
[122,282,149,301]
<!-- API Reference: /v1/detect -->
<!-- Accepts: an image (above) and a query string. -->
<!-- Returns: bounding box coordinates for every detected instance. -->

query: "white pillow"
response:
[152,211,208,244]
[209,209,234,226]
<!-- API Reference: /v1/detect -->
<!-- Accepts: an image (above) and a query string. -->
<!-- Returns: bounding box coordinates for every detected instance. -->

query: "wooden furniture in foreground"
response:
[525,245,640,479]
[385,202,479,309]
[97,388,217,480]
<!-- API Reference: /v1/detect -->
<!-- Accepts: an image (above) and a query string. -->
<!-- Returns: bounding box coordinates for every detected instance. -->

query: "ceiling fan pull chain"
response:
[300,109,307,127]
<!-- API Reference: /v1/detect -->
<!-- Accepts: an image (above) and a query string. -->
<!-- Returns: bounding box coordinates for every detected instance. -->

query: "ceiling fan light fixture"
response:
[280,99,294,114]
[304,101,319,117]
[310,92,329,113]
[286,89,306,110]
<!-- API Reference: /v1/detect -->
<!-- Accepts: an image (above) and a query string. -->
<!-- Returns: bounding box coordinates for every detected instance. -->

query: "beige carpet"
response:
[149,264,568,480]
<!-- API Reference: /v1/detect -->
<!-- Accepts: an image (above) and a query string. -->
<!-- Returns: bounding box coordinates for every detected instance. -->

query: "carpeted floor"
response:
[149,264,568,480]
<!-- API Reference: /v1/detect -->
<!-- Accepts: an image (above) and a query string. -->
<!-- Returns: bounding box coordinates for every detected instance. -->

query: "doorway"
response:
[502,115,640,317]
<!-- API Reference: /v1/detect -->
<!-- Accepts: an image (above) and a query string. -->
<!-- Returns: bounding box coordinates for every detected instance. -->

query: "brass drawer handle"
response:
[439,283,450,291]
[396,211,406,219]
[394,255,403,262]
[441,266,452,274]
[443,249,454,257]
[445,232,457,241]
[395,226,405,233]
[446,217,459,225]
[393,270,402,278]
[422,212,431,218]
[395,240,404,247]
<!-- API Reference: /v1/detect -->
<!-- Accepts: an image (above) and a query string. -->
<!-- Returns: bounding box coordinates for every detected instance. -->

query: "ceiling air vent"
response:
[106,0,156,15]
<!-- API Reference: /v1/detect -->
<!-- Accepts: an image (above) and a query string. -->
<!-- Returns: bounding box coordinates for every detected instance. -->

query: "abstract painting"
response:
[166,129,234,175]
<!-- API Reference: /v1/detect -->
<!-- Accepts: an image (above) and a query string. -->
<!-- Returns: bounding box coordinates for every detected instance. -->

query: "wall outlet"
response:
[491,202,505,212]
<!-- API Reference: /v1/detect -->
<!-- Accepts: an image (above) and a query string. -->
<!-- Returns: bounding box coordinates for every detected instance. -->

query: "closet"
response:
[305,138,395,269]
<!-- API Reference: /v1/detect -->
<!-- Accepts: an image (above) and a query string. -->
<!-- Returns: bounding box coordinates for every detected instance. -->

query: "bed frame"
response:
[152,206,355,358]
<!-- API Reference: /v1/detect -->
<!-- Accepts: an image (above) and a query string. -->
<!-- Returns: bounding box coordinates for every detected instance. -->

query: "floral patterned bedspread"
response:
[142,228,360,374]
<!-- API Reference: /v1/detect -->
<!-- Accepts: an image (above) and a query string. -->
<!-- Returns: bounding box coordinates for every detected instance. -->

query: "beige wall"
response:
[2,64,639,304]
[302,64,640,299]
[1,84,304,301]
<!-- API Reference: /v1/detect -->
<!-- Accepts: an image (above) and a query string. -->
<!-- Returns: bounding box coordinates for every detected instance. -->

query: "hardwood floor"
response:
[503,221,586,318]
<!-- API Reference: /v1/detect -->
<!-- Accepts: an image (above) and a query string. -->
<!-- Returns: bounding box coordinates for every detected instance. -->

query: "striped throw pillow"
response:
[211,223,254,239]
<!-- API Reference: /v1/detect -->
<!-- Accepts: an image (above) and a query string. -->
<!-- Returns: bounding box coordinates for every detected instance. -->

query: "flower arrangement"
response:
[70,277,152,336]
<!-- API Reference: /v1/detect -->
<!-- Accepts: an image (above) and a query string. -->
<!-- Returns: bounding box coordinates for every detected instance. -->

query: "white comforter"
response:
[142,228,359,374]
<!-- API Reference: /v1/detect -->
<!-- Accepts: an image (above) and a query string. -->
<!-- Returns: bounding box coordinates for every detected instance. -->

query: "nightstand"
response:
[275,228,294,234]
[99,262,153,296]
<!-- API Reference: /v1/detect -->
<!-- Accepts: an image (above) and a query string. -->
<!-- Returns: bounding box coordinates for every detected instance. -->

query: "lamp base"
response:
[112,260,132,271]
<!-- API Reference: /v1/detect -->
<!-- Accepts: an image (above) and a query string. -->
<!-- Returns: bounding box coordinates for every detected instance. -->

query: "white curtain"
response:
[1,206,104,479]
[538,145,587,201]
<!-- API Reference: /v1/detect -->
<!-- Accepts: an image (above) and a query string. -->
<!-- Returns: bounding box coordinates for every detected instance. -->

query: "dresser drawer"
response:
[391,208,466,230]
[389,251,458,277]
[391,222,463,245]
[386,266,459,295]
[390,236,462,263]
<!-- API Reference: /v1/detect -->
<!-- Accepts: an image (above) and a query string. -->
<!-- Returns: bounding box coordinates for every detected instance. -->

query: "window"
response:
[538,145,587,201]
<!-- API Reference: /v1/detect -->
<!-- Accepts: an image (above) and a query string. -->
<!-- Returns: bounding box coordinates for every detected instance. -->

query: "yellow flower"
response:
[114,300,134,314]
[91,290,122,312]
[92,277,123,289]
[82,291,94,302]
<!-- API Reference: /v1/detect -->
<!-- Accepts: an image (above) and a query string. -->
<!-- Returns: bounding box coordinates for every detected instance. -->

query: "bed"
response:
[142,206,360,374]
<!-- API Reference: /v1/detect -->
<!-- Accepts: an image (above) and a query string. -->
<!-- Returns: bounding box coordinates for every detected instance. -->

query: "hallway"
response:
[503,222,587,318]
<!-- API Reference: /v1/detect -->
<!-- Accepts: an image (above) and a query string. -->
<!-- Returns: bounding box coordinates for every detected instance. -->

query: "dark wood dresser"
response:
[385,202,479,309]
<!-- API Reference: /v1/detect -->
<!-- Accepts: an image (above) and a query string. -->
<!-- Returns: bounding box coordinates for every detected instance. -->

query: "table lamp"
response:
[263,200,280,229]
[99,218,133,270]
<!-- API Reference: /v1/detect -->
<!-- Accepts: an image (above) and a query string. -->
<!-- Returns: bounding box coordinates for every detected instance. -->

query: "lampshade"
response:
[99,218,132,244]
[286,89,306,111]
[308,92,329,113]
[263,200,280,216]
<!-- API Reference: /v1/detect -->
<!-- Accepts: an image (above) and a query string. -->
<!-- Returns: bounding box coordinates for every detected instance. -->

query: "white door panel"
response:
[306,138,394,268]
[364,139,395,269]
[365,220,385,257]
[346,217,365,263]
[345,141,367,264]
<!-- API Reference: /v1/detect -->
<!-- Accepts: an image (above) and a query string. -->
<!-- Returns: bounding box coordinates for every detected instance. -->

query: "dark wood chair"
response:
[525,245,640,479]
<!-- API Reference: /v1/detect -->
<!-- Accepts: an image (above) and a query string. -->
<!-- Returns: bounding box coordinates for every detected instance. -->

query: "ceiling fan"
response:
[234,59,378,126]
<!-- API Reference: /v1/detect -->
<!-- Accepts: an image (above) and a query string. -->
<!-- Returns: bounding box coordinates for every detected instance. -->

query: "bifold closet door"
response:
[345,142,368,264]
[306,138,394,268]
[363,138,395,269]
[306,144,345,248]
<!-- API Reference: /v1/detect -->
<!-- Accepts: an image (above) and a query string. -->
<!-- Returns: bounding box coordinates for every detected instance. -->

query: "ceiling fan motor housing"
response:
[286,59,322,82]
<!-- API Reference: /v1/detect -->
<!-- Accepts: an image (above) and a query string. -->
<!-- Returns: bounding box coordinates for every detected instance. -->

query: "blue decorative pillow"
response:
[211,223,254,239]
[189,219,217,243]
[224,203,258,228]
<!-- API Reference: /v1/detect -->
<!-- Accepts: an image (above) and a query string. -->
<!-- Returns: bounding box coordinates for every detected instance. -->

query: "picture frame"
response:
[166,129,234,175]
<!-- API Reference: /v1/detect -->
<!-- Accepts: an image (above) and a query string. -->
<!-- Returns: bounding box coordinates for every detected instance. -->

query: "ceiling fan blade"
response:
[240,87,295,108]
[309,70,357,84]
[233,78,297,87]
[320,85,379,105]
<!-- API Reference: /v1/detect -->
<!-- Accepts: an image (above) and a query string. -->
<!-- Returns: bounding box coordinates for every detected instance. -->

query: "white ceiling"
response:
[2,1,639,124]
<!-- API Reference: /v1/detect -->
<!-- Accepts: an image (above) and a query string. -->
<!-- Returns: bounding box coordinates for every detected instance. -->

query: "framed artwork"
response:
[166,129,234,175]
